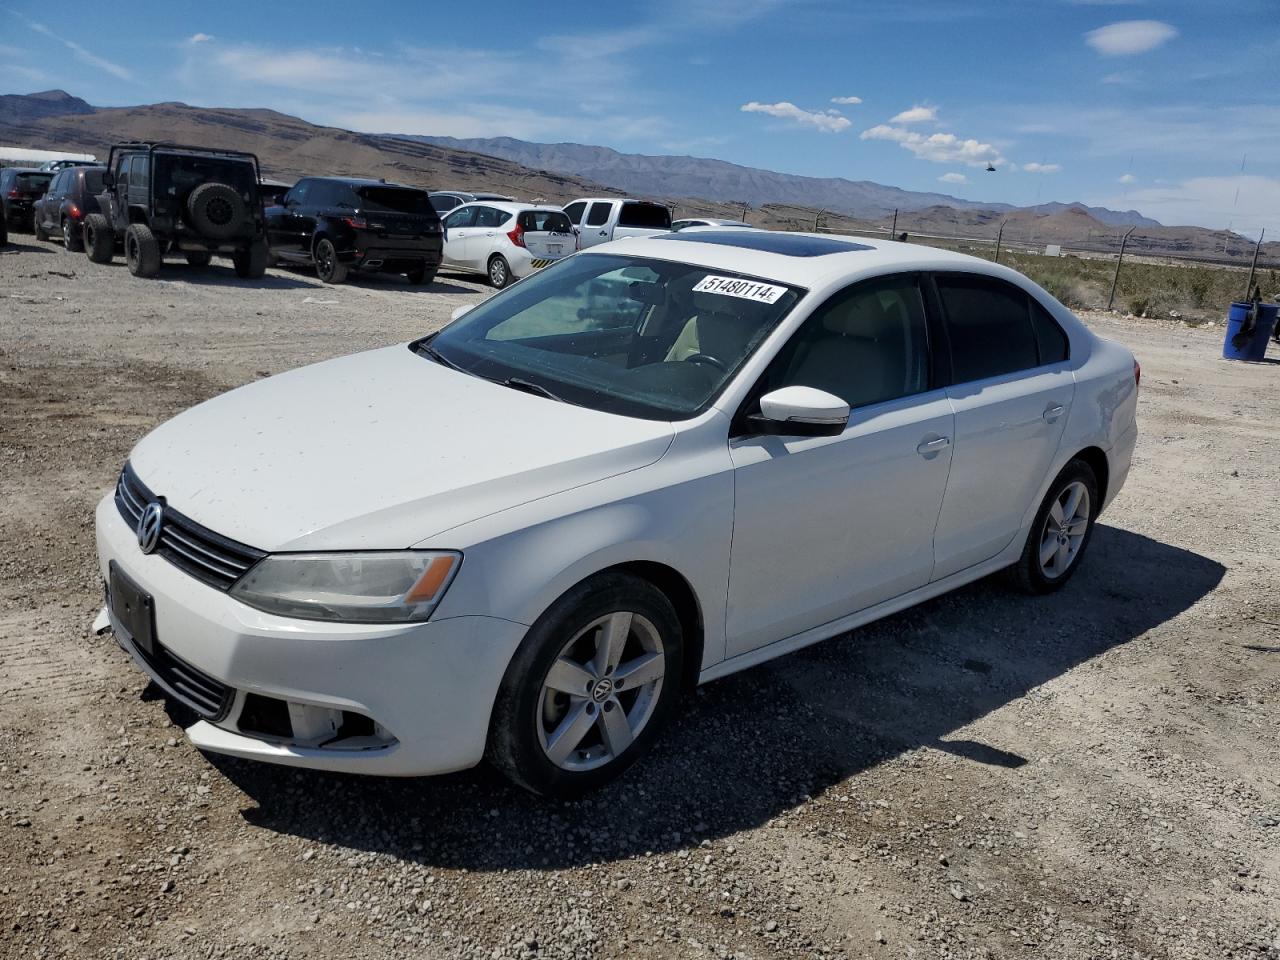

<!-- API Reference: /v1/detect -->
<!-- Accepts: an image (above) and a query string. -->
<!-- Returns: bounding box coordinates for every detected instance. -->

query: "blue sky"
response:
[2,0,1277,234]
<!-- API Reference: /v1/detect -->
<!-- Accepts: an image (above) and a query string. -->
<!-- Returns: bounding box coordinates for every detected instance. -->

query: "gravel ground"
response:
[2,236,1279,960]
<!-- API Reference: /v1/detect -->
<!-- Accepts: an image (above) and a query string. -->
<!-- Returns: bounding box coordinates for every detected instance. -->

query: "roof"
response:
[587,230,1009,291]
[453,200,566,213]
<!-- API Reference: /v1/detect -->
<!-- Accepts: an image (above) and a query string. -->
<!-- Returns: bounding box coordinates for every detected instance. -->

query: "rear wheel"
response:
[406,261,436,285]
[1008,459,1099,594]
[185,251,212,267]
[487,254,511,289]
[488,572,684,797]
[314,238,347,284]
[125,223,161,278]
[233,240,268,279]
[84,214,114,263]
[62,217,83,252]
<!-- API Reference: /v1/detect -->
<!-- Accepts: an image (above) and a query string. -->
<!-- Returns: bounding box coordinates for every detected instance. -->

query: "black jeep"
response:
[83,141,269,279]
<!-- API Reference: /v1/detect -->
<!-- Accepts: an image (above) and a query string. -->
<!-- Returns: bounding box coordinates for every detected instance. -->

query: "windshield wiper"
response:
[501,377,566,404]
[418,339,465,373]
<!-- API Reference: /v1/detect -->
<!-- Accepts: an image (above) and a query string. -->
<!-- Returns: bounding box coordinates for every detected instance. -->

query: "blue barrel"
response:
[1223,301,1279,361]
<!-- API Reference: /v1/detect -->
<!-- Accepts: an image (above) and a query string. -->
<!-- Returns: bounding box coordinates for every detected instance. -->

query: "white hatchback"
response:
[94,230,1138,796]
[440,201,575,288]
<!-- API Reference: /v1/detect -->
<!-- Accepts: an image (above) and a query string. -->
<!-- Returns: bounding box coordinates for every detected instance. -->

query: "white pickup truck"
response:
[562,198,672,248]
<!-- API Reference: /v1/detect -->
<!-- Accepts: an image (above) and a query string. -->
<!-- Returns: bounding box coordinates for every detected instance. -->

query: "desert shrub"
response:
[1128,296,1150,316]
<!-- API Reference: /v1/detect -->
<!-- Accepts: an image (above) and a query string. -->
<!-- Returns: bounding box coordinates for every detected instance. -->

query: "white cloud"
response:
[889,105,937,124]
[860,124,1004,167]
[1095,175,1280,235]
[188,33,215,44]
[1101,70,1137,84]
[830,95,863,105]
[1085,20,1177,56]
[1118,173,1137,184]
[740,101,851,133]
[939,172,967,184]
[1023,162,1062,173]
[17,14,134,81]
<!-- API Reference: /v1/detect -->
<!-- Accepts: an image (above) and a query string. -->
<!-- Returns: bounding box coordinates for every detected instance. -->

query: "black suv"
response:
[83,141,269,279]
[266,177,443,284]
[1,167,54,231]
[33,165,106,251]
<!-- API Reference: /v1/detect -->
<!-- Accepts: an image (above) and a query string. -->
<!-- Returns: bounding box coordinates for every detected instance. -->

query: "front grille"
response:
[132,633,234,720]
[115,463,266,591]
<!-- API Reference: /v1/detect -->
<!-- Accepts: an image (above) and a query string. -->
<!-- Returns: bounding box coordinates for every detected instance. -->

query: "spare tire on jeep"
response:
[187,182,248,240]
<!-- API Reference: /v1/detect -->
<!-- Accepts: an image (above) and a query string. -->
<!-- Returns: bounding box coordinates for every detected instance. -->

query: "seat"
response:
[783,294,910,408]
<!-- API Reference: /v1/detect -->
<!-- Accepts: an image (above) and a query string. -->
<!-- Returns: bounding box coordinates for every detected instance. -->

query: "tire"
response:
[1007,458,1100,595]
[314,238,347,284]
[62,217,83,252]
[33,217,49,242]
[124,223,161,278]
[406,261,436,286]
[185,251,212,267]
[186,182,248,240]
[233,239,268,279]
[84,214,114,264]
[488,571,685,798]
[487,254,511,289]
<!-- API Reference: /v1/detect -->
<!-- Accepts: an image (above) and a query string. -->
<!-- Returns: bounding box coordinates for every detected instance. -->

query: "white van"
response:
[562,198,672,248]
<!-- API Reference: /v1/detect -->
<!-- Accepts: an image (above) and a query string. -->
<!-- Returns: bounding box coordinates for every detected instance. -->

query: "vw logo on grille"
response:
[136,501,164,555]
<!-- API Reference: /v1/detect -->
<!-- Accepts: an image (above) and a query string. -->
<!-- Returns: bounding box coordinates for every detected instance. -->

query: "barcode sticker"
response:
[692,275,788,304]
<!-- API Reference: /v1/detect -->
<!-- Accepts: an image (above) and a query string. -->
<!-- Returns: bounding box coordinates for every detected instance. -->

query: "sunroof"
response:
[656,230,874,257]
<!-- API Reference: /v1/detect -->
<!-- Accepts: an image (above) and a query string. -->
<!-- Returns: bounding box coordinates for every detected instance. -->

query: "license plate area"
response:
[109,561,156,656]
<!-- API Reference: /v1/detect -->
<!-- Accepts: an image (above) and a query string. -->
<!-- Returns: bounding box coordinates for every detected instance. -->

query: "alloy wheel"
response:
[1039,480,1090,579]
[489,257,508,287]
[536,611,666,772]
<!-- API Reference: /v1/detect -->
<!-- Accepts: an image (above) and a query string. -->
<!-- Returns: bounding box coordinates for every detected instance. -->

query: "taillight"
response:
[342,216,367,229]
[507,222,525,248]
[6,189,19,199]
[68,204,81,220]
[1133,358,1141,391]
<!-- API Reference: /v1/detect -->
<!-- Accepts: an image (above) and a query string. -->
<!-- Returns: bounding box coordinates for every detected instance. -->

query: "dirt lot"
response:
[2,237,1278,960]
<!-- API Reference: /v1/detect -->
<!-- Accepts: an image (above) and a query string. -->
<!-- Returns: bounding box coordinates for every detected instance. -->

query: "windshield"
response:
[421,254,802,420]
[357,186,435,216]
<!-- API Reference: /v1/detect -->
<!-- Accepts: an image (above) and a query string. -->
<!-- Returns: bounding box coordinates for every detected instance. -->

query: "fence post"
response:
[741,203,748,222]
[994,220,1006,263]
[814,209,826,231]
[890,208,898,237]
[1107,226,1136,311]
[1245,228,1266,299]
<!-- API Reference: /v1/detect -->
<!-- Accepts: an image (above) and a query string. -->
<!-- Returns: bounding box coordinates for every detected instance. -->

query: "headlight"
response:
[229,551,460,623]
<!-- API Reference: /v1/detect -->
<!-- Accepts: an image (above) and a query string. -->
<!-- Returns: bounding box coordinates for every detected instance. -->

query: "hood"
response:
[129,346,675,551]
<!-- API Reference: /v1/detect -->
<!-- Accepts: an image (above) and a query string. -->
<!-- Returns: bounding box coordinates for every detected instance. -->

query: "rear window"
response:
[518,210,573,233]
[356,186,435,216]
[619,202,671,229]
[82,169,105,193]
[16,172,53,192]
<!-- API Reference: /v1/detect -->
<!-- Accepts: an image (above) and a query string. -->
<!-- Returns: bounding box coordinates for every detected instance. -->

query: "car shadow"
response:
[0,239,55,255]
[194,525,1224,871]
[272,262,480,295]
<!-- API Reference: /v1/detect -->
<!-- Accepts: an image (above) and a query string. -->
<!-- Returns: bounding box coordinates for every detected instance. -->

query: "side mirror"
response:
[450,304,474,323]
[748,386,849,437]
[101,171,114,188]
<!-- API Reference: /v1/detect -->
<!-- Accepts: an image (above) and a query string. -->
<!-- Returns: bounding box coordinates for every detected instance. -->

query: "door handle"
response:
[917,436,951,456]
[1043,403,1066,423]
[599,230,609,236]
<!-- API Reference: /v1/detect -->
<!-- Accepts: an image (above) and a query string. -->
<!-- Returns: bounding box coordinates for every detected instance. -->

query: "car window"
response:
[426,254,802,420]
[759,274,931,410]
[288,180,310,205]
[585,202,612,227]
[563,201,587,224]
[82,169,105,194]
[935,274,1040,383]
[1030,299,1070,364]
[518,210,573,233]
[47,171,65,195]
[444,206,476,228]
[131,156,150,190]
[117,156,131,187]
[618,202,672,229]
[473,206,508,228]
[356,186,434,215]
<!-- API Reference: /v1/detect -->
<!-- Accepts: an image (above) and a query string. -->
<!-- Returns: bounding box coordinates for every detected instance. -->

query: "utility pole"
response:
[1107,226,1136,311]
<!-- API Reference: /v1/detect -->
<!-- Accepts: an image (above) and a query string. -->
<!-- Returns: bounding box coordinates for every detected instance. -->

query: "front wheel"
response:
[487,254,511,289]
[488,572,685,797]
[314,238,347,284]
[1008,459,1099,594]
[84,214,114,263]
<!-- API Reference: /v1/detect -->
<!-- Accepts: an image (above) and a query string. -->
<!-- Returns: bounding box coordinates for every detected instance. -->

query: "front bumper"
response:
[94,495,525,776]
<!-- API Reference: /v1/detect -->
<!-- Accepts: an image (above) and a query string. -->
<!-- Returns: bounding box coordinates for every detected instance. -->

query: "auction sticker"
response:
[692,275,788,304]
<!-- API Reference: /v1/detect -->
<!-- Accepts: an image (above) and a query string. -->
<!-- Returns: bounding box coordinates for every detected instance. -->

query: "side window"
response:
[1030,299,1070,364]
[586,201,612,227]
[563,201,587,224]
[444,206,476,229]
[935,275,1039,383]
[117,156,131,187]
[48,172,65,196]
[473,206,506,228]
[760,275,931,410]
[289,180,310,205]
[131,156,150,190]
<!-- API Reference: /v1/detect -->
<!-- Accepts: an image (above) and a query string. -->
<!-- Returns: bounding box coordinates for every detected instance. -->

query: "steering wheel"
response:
[685,353,727,373]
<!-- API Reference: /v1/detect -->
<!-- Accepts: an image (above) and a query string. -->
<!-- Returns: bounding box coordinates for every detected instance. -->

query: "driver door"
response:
[725,274,954,657]
[441,205,476,268]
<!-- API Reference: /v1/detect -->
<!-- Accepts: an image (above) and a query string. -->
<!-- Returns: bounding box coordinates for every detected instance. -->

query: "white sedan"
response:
[440,201,575,288]
[94,229,1138,796]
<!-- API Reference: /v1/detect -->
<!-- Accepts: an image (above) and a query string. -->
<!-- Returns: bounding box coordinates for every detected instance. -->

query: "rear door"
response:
[929,273,1075,580]
[578,200,616,248]
[519,209,574,261]
[466,205,508,267]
